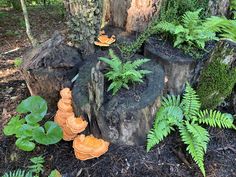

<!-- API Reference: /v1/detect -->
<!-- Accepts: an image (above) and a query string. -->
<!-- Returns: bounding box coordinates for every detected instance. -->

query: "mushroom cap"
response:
[60,88,72,99]
[54,110,74,127]
[73,134,109,158]
[63,125,77,141]
[94,41,110,47]
[58,99,73,112]
[74,151,94,161]
[61,98,72,105]
[98,35,116,45]
[66,116,88,134]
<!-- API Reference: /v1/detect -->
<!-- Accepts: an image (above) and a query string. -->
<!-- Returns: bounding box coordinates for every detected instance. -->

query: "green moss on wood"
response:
[197,42,236,109]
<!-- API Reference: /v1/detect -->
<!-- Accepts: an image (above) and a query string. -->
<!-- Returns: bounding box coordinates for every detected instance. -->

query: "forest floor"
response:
[0,5,236,177]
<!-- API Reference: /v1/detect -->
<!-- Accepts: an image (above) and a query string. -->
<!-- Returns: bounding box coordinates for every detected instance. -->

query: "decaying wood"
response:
[208,0,230,16]
[144,37,198,95]
[73,53,164,145]
[21,32,82,110]
[126,0,162,32]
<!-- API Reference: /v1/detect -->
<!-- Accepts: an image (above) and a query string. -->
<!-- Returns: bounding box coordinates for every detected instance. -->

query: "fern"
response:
[147,83,235,177]
[28,156,44,177]
[182,83,201,119]
[157,9,217,52]
[2,169,32,177]
[179,124,208,177]
[197,110,236,129]
[99,49,151,95]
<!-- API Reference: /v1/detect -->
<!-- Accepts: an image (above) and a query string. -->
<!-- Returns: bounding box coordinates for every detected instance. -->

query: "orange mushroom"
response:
[94,31,116,47]
[60,88,72,99]
[66,116,88,134]
[73,134,109,160]
[94,41,110,47]
[57,99,73,112]
[63,125,77,141]
[54,110,74,127]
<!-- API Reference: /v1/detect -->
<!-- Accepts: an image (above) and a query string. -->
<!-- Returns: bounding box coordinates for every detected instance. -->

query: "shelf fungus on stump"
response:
[94,31,116,47]
[54,88,88,141]
[73,134,109,161]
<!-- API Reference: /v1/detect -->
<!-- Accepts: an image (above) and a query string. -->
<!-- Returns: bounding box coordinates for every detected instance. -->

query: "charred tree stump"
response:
[197,40,236,109]
[144,37,198,95]
[21,32,82,110]
[73,53,164,145]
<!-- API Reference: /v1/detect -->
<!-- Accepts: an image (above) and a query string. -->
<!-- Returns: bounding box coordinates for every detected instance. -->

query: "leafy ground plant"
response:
[157,9,217,52]
[3,96,63,151]
[28,156,44,177]
[3,155,61,177]
[147,83,236,177]
[99,49,151,95]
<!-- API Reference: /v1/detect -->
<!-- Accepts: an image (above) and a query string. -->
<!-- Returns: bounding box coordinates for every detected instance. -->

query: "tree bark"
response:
[144,37,198,95]
[197,40,236,109]
[20,32,83,110]
[208,0,230,16]
[72,53,165,145]
[20,0,37,47]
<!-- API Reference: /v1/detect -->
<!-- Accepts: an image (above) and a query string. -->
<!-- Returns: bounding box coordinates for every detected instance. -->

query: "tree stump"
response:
[144,37,198,95]
[72,53,164,145]
[208,0,230,16]
[21,32,83,110]
[197,40,236,109]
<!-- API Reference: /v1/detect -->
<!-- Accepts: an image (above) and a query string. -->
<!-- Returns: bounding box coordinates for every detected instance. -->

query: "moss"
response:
[197,42,236,109]
[67,0,102,54]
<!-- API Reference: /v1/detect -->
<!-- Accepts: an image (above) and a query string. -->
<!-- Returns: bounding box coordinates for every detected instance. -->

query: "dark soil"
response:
[1,5,236,177]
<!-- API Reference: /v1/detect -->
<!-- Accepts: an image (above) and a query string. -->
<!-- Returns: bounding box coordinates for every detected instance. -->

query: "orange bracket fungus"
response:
[54,88,88,141]
[73,134,110,161]
[55,88,109,160]
[94,31,116,47]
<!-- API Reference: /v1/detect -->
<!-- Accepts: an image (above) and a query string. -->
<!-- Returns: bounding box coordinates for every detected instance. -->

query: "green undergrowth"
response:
[197,45,236,109]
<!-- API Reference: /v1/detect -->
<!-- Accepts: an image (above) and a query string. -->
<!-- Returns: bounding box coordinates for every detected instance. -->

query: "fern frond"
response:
[147,105,184,151]
[179,123,209,177]
[162,95,182,107]
[156,21,177,34]
[147,118,172,152]
[203,16,227,32]
[129,59,150,69]
[197,110,236,129]
[182,9,202,28]
[182,83,201,119]
[3,169,32,177]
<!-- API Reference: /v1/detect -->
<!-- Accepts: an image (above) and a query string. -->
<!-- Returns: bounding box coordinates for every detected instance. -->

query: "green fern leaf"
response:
[3,169,32,177]
[197,110,236,129]
[147,116,172,152]
[162,95,181,107]
[179,123,208,177]
[182,83,201,119]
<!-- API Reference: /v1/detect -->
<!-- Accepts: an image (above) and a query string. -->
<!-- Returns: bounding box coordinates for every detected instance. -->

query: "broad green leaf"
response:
[48,170,62,177]
[25,114,43,125]
[17,124,39,137]
[16,96,47,123]
[3,115,25,136]
[33,121,63,145]
[15,137,35,151]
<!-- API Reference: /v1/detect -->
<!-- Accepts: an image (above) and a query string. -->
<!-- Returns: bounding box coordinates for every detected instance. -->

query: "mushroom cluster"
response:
[94,31,116,47]
[54,88,110,161]
[54,88,88,141]
[73,134,109,160]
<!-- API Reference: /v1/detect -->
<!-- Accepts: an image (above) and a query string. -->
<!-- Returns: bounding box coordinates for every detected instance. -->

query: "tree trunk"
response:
[20,32,83,111]
[72,52,165,145]
[64,0,163,54]
[20,0,37,47]
[144,37,199,95]
[197,40,236,109]
[208,0,230,16]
